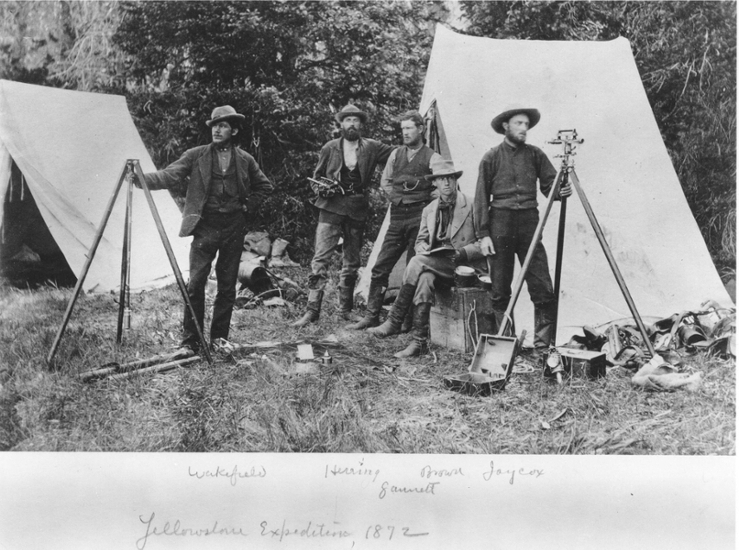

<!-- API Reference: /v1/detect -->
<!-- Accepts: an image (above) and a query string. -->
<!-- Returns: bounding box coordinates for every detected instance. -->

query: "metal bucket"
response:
[454,265,476,288]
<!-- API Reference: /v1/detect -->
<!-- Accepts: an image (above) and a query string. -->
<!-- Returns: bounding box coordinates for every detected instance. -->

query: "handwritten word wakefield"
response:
[187,464,267,486]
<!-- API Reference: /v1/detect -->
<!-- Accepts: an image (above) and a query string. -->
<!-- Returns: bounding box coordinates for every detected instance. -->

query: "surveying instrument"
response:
[457,129,656,393]
[47,160,213,366]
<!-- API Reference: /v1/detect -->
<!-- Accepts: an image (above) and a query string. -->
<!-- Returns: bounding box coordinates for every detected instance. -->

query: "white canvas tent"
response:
[0,79,189,292]
[358,25,733,344]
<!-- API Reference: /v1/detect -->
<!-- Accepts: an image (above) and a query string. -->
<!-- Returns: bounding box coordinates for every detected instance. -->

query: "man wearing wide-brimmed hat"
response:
[291,104,394,328]
[140,105,273,352]
[473,105,571,361]
[368,158,485,357]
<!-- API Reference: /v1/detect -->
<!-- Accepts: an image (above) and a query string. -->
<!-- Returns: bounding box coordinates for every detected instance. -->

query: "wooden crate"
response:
[430,287,495,352]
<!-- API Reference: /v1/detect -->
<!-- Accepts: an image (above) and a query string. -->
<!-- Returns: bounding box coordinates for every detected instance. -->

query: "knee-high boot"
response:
[367,283,415,338]
[347,282,385,330]
[394,302,431,358]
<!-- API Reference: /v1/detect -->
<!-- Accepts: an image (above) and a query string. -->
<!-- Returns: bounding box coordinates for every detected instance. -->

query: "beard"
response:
[341,127,361,141]
[505,128,527,145]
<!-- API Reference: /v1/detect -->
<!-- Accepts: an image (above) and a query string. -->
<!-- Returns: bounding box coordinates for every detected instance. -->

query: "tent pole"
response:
[570,170,655,357]
[47,162,129,365]
[116,168,133,343]
[131,160,213,364]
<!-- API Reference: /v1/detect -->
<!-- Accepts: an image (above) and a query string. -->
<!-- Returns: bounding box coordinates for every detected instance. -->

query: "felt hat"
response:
[335,104,368,124]
[425,157,463,180]
[490,106,541,134]
[206,105,246,127]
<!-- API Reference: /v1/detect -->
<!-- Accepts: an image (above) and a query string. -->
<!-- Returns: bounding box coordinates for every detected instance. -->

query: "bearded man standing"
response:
[291,104,394,328]
[473,106,571,359]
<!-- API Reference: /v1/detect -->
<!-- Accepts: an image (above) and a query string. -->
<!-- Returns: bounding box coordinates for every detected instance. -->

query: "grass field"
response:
[0,271,734,455]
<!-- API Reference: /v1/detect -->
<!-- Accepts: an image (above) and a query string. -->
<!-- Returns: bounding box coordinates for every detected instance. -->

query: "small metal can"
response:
[321,350,333,365]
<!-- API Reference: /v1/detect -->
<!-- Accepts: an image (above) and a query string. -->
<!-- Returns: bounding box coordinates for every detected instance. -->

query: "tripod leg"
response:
[116,170,133,343]
[570,170,656,357]
[47,161,130,365]
[550,175,568,346]
[131,160,213,364]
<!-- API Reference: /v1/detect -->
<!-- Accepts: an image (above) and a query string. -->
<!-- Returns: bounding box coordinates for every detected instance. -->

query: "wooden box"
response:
[430,287,495,352]
[557,347,607,379]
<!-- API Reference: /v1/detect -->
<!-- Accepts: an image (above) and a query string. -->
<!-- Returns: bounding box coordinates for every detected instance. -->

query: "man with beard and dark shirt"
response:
[347,110,442,331]
[473,105,571,363]
[291,104,394,328]
[140,105,273,352]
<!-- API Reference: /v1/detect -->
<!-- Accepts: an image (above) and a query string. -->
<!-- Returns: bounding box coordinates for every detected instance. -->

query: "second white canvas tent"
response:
[358,25,733,344]
[0,80,189,293]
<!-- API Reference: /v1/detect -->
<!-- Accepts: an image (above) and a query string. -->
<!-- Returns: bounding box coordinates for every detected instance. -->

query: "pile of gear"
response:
[234,231,302,309]
[563,300,735,391]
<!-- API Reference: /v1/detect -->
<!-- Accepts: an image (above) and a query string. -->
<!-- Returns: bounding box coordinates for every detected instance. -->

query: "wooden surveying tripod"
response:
[544,129,656,380]
[47,159,213,365]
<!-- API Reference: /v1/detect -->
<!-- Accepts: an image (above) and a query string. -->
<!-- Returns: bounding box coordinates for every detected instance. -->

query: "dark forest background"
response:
[1,0,734,284]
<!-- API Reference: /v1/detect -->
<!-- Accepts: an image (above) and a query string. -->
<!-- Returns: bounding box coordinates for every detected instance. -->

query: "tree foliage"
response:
[460,0,736,277]
[0,1,733,278]
[111,0,448,257]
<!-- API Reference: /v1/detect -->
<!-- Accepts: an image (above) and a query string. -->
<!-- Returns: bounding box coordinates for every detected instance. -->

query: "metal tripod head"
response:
[548,129,584,172]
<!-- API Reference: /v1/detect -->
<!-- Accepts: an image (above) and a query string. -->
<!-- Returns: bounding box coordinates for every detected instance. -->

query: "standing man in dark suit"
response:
[141,105,273,352]
[348,110,442,331]
[292,104,394,327]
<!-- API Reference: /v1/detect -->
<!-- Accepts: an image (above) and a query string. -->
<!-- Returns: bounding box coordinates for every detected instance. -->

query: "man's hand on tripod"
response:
[480,236,495,256]
[558,180,573,198]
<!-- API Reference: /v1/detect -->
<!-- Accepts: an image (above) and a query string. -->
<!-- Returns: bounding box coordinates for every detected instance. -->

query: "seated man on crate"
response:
[368,158,486,357]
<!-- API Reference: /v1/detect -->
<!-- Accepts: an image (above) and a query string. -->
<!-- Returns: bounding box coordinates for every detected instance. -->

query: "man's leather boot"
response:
[290,290,323,328]
[338,284,362,322]
[347,282,385,330]
[367,283,416,338]
[394,302,431,358]
[534,300,558,349]
[400,305,414,333]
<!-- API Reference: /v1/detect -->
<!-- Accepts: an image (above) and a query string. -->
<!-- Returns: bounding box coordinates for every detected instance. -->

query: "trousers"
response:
[308,215,365,290]
[402,253,456,305]
[370,201,427,287]
[182,211,246,346]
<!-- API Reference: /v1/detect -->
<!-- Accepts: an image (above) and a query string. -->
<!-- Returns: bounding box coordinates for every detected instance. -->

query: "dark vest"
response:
[204,151,242,214]
[339,163,362,195]
[389,145,435,205]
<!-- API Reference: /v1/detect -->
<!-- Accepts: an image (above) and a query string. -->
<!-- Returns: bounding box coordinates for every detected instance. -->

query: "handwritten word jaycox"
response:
[260,520,352,541]
[482,460,544,485]
[379,481,439,499]
[325,462,381,483]
[136,512,248,550]
[420,465,464,479]
[188,465,267,486]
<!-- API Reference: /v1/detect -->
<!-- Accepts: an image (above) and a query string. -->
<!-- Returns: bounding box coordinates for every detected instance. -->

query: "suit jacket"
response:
[415,191,486,271]
[311,137,394,219]
[144,144,273,237]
